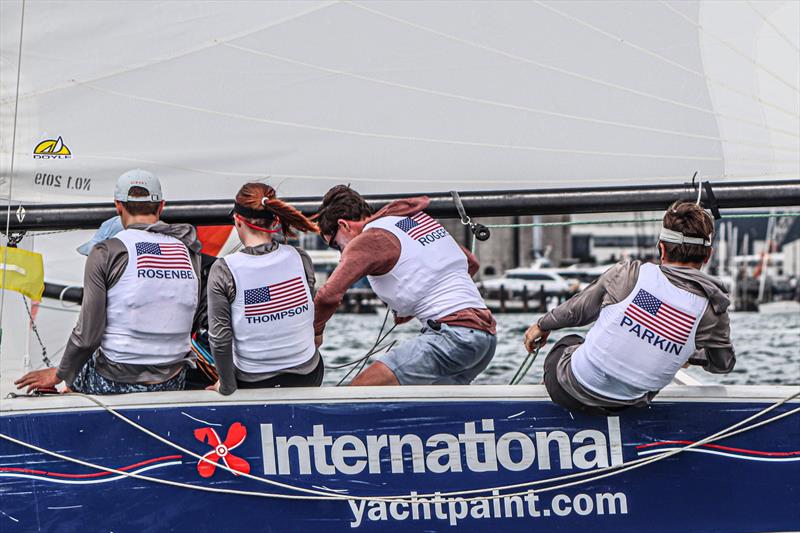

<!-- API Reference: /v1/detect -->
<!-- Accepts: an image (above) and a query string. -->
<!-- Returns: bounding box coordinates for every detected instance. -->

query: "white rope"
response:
[474,404,799,501]
[347,1,800,130]
[2,401,795,505]
[532,0,800,124]
[222,42,796,152]
[82,83,722,162]
[660,1,800,95]
[2,389,792,504]
[0,0,26,357]
[745,0,800,55]
[0,1,341,107]
[0,432,336,501]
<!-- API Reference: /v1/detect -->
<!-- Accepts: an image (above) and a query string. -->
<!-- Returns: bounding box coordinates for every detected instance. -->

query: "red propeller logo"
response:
[194,422,251,478]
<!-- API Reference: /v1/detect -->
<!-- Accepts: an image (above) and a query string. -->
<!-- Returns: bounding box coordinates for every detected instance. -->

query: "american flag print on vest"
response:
[624,289,697,344]
[135,242,193,270]
[244,277,308,317]
[395,212,444,240]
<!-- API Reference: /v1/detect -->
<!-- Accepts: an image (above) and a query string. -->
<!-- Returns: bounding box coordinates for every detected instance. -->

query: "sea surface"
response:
[321,311,800,386]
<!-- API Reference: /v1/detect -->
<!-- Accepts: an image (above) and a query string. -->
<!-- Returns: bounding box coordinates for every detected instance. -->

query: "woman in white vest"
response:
[206,183,322,395]
[523,201,735,415]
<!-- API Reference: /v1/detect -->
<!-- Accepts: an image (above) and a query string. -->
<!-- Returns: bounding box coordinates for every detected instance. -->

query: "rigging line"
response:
[2,407,798,504]
[745,0,800,55]
[21,295,50,368]
[346,1,800,128]
[81,83,722,162]
[532,0,800,122]
[478,212,800,230]
[2,391,795,504]
[660,1,800,95]
[222,42,796,150]
[0,1,341,107]
[0,0,26,355]
[456,405,800,503]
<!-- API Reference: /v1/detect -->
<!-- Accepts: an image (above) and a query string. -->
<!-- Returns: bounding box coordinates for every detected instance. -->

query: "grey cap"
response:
[114,169,163,202]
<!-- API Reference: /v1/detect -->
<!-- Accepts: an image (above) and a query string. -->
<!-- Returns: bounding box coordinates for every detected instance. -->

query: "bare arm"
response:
[313,229,400,335]
[459,245,480,277]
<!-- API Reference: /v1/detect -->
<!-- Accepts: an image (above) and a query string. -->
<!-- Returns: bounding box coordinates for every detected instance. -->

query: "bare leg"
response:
[349,361,400,386]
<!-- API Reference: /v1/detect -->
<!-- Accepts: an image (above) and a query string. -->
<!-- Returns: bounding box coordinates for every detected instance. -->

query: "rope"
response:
[20,295,51,368]
[0,0,26,349]
[335,307,398,384]
[82,83,724,162]
[509,346,541,385]
[347,1,800,125]
[1,390,795,503]
[222,41,796,150]
[30,229,82,237]
[478,211,800,230]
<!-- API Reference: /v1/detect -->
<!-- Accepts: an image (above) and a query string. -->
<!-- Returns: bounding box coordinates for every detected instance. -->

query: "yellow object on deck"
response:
[0,246,44,301]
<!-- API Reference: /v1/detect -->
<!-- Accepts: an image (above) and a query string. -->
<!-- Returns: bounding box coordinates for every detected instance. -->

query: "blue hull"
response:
[1,387,798,532]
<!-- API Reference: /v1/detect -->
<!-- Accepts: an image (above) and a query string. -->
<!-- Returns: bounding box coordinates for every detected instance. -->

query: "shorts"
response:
[379,323,497,385]
[71,355,186,395]
[543,335,653,416]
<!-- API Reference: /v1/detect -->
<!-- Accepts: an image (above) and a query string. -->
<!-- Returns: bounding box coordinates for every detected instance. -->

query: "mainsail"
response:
[1,0,798,204]
[0,1,798,371]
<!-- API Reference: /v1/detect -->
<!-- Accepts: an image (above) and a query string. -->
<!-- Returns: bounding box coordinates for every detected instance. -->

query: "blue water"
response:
[322,311,800,386]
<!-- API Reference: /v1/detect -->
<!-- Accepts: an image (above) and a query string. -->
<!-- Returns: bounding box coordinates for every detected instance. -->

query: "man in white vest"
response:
[15,169,202,394]
[524,201,735,415]
[313,185,497,386]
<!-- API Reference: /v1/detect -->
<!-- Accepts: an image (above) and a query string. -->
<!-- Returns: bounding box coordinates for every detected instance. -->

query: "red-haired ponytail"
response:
[234,183,319,241]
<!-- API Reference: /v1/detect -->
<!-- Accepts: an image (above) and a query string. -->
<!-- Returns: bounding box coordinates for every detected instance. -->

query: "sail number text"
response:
[33,173,92,191]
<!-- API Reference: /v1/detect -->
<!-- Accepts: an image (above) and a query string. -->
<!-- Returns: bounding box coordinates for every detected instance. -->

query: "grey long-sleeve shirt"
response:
[538,260,735,373]
[56,221,203,386]
[207,242,318,395]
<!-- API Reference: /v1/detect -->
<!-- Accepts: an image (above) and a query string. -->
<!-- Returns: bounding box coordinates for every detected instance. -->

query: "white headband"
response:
[659,227,712,247]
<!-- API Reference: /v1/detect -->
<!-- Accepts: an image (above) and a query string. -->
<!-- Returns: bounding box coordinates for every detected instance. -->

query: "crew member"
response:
[206,183,322,394]
[16,169,202,394]
[313,185,497,386]
[524,201,735,415]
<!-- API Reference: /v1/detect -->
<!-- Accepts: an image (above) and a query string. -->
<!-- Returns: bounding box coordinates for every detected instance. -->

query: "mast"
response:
[6,180,800,232]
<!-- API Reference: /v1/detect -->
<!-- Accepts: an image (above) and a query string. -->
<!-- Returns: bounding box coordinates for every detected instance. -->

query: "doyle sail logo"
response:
[33,136,72,159]
[194,422,251,478]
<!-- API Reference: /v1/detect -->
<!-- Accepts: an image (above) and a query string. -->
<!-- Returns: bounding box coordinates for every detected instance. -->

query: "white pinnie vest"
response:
[364,213,486,322]
[571,263,708,399]
[224,245,315,373]
[101,229,198,365]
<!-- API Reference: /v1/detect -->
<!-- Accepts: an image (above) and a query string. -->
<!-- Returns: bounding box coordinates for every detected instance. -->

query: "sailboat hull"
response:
[1,385,797,532]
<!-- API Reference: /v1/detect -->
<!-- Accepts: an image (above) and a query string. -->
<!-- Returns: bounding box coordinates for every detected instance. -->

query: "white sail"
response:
[0,1,798,377]
[1,0,797,204]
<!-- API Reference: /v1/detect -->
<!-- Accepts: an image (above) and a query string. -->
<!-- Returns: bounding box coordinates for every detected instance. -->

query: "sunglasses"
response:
[327,227,341,251]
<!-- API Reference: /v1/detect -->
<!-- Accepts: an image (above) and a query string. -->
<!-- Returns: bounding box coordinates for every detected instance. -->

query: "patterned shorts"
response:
[70,355,186,395]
